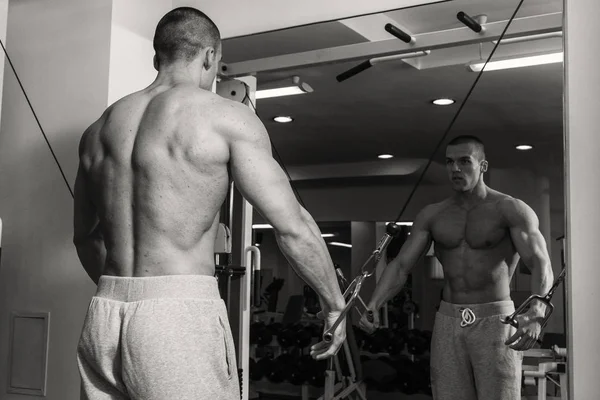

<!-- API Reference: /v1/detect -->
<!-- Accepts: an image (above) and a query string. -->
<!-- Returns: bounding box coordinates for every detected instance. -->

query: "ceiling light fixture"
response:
[321,233,336,238]
[273,116,293,123]
[256,76,313,99]
[329,242,352,248]
[516,144,533,151]
[432,98,455,106]
[378,154,394,159]
[468,52,563,72]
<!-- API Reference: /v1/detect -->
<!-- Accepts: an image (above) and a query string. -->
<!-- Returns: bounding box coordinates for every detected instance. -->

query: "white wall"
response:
[564,0,600,397]
[0,1,113,399]
[0,0,8,130]
[108,0,173,104]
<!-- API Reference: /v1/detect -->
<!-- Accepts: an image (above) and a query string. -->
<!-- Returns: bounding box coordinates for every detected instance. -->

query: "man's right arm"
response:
[221,102,345,313]
[368,207,434,310]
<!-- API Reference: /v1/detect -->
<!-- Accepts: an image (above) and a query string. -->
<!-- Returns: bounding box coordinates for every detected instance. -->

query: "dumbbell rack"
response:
[250,312,324,400]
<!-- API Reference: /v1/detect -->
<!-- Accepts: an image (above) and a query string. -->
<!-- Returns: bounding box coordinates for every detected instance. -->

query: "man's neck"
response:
[454,181,488,208]
[153,65,202,88]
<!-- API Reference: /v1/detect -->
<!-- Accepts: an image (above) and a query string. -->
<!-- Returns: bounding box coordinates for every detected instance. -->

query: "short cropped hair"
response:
[447,135,486,161]
[153,7,221,66]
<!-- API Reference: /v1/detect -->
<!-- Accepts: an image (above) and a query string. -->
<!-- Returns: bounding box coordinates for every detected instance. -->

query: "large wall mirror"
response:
[221,0,566,398]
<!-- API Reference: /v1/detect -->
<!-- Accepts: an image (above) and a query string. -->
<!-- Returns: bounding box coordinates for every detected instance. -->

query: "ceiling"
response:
[221,0,564,186]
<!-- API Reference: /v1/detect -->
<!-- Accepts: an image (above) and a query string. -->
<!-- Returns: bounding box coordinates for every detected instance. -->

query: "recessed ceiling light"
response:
[432,98,455,106]
[516,144,533,151]
[378,154,394,159]
[273,116,293,123]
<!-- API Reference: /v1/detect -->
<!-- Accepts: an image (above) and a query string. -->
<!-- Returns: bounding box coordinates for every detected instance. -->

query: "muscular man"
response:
[73,7,346,400]
[360,135,554,400]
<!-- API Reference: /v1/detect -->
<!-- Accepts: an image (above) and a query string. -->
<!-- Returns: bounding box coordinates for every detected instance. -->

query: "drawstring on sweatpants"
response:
[460,308,476,327]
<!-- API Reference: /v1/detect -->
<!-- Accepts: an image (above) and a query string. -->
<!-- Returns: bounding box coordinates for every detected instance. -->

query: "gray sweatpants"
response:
[430,300,523,400]
[77,275,240,400]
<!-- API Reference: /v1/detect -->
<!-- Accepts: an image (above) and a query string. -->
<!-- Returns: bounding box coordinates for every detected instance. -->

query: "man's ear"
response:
[203,47,217,71]
[153,55,159,71]
[481,160,489,173]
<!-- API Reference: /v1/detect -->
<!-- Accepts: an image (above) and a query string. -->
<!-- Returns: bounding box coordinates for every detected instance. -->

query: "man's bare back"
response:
[74,12,348,399]
[425,189,520,304]
[78,85,236,278]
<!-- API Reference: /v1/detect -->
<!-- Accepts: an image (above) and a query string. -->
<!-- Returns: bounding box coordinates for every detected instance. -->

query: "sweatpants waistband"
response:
[438,300,515,319]
[95,275,221,302]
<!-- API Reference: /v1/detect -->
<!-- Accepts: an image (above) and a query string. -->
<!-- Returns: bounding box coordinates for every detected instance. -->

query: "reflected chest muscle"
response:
[431,204,508,249]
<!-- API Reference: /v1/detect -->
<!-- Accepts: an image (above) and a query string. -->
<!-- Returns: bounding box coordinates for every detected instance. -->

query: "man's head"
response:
[445,135,488,192]
[153,7,221,89]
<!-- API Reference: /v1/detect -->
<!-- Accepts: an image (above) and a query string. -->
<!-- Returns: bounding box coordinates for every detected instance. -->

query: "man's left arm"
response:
[73,162,106,285]
[502,198,554,350]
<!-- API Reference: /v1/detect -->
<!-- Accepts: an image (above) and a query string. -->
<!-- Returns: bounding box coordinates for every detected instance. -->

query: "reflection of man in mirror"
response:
[360,135,554,400]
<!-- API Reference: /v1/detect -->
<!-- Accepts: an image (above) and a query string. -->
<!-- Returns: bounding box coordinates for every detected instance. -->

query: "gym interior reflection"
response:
[220,0,566,398]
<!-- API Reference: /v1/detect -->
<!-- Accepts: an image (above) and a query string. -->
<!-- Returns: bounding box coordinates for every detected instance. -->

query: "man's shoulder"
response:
[110,86,231,113]
[426,198,453,215]
[492,193,536,225]
[492,192,526,212]
[211,97,265,141]
[176,87,248,113]
[415,200,448,225]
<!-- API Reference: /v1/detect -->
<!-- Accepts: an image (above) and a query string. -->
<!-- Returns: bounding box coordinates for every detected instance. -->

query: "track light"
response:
[256,76,313,99]
[468,52,563,72]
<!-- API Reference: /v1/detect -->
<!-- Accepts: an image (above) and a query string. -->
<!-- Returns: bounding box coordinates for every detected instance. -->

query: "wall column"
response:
[564,0,600,397]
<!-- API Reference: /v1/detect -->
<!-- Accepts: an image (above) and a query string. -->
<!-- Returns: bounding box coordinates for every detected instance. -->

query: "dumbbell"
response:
[250,321,281,347]
[402,299,419,315]
[276,323,314,348]
[250,322,268,346]
[287,355,314,385]
[294,325,313,348]
[394,357,419,395]
[413,358,432,395]
[266,353,296,383]
[363,328,405,355]
[276,324,298,348]
[251,356,274,381]
[406,329,429,356]
[249,358,260,381]
[363,328,391,353]
[307,360,327,387]
[361,355,398,392]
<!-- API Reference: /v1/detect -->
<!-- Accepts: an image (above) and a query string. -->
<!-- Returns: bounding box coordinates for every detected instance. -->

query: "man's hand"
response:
[358,305,380,334]
[310,309,346,360]
[504,312,544,351]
